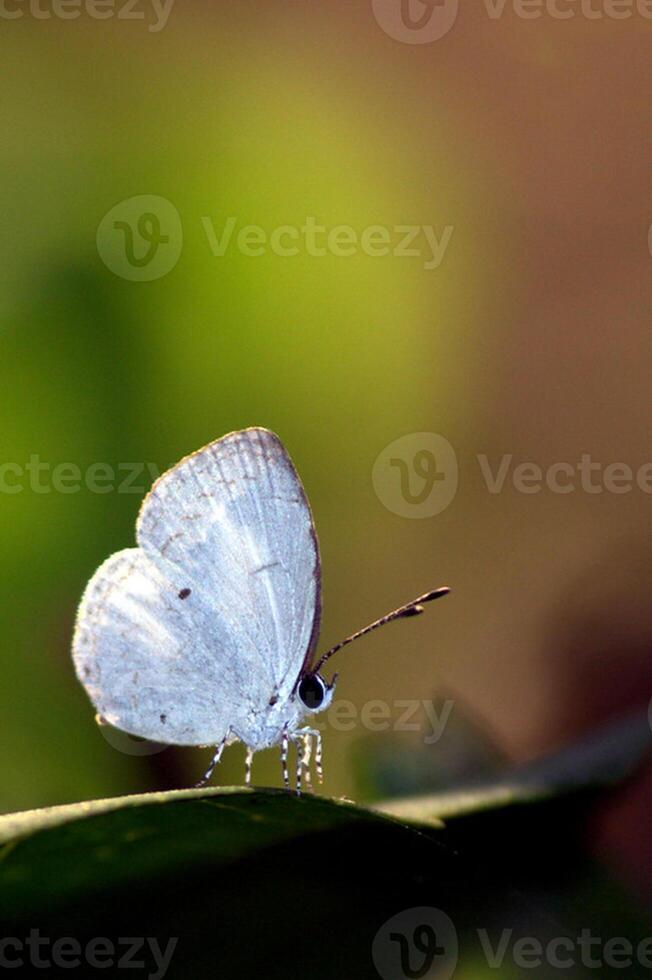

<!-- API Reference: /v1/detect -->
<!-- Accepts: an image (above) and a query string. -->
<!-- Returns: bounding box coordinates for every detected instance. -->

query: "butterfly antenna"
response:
[312,587,450,673]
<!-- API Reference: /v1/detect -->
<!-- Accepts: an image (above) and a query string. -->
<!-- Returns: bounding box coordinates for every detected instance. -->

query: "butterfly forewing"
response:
[137,428,321,690]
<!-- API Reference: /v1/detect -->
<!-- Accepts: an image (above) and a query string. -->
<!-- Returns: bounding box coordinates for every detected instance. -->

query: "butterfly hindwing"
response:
[73,548,240,745]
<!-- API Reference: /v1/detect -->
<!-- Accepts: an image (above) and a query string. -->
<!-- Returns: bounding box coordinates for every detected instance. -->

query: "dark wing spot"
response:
[160,713,167,723]
[178,588,191,600]
[252,562,280,576]
[268,694,279,707]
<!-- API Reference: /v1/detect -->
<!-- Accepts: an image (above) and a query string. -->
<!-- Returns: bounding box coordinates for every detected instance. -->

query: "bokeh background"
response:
[2,0,652,929]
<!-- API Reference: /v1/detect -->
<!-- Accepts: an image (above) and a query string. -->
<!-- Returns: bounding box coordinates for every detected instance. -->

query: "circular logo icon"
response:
[372,433,458,518]
[96,195,182,282]
[96,715,167,757]
[372,906,458,979]
[371,0,459,44]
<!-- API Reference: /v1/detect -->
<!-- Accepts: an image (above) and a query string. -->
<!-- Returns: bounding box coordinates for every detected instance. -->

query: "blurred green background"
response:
[2,0,652,916]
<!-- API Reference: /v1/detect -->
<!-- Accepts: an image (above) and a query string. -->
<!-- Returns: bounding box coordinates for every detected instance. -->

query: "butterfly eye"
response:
[298,673,327,710]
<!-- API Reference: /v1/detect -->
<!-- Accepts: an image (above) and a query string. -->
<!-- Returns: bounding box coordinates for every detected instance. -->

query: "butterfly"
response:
[73,428,449,790]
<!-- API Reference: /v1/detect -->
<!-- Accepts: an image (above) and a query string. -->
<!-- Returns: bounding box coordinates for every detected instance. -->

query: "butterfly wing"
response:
[73,428,321,745]
[137,427,321,695]
[73,548,242,744]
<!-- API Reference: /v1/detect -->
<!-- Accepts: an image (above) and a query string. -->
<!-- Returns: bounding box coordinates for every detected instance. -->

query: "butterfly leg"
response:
[295,737,303,795]
[195,730,230,787]
[302,734,312,788]
[294,727,323,784]
[281,726,290,790]
[313,730,323,784]
[245,746,255,786]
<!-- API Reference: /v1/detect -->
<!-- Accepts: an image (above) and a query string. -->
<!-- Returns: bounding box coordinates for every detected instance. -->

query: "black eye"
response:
[298,673,326,710]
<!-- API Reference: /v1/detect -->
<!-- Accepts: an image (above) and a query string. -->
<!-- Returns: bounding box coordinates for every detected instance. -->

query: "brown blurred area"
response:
[320,3,652,894]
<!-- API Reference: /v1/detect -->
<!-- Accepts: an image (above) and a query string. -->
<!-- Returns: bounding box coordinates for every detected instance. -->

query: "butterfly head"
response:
[297,671,337,714]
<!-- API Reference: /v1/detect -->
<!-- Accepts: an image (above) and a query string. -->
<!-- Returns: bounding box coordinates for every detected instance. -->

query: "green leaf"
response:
[0,712,648,979]
[0,787,431,917]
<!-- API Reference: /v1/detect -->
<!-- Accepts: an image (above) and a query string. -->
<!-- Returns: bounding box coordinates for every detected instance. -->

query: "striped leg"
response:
[292,727,323,785]
[302,734,312,788]
[294,728,324,783]
[313,730,323,783]
[295,737,303,794]
[195,730,230,787]
[245,746,254,786]
[281,726,290,789]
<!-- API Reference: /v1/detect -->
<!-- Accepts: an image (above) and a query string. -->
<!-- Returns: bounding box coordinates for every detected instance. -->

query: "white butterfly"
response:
[73,428,449,790]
